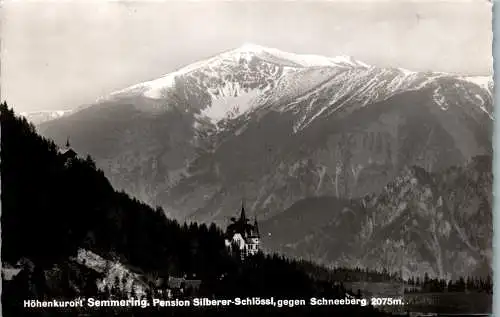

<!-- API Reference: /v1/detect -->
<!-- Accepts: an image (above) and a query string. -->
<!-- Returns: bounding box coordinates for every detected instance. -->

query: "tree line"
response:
[405,273,493,294]
[293,261,402,283]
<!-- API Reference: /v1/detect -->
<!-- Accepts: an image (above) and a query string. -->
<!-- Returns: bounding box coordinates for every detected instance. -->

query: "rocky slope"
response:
[260,155,492,280]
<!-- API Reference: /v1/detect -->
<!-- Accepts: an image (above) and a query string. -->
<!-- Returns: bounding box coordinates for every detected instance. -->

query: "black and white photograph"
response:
[0,0,494,316]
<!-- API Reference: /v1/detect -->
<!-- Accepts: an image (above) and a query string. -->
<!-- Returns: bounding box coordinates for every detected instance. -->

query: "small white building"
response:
[224,202,261,259]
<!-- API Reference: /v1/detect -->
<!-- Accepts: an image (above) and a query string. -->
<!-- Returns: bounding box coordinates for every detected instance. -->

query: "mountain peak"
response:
[227,43,369,68]
[103,44,372,101]
[237,42,269,53]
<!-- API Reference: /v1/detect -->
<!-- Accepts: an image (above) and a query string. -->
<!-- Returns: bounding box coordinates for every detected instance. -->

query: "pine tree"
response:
[457,276,466,292]
[424,272,430,286]
[448,279,454,292]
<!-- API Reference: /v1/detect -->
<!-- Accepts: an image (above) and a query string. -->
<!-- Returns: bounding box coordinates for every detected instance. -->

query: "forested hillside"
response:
[1,102,384,316]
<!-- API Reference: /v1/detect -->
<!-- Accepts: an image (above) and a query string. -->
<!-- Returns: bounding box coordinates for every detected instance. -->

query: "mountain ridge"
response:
[102,44,492,105]
[21,43,493,124]
[26,44,492,125]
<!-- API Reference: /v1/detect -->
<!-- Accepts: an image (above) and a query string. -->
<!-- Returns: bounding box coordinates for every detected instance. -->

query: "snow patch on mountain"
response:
[278,70,346,114]
[231,43,369,68]
[288,68,435,132]
[107,73,177,99]
[198,83,263,125]
[288,68,493,132]
[474,93,494,119]
[398,68,417,76]
[461,76,492,91]
[433,86,448,110]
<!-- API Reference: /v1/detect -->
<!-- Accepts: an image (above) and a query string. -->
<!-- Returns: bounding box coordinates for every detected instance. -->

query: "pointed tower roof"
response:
[59,136,77,158]
[253,214,260,237]
[239,199,247,224]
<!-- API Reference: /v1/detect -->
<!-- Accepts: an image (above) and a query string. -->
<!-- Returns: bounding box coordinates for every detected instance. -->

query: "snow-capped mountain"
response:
[99,43,372,128]
[99,43,493,129]
[104,43,369,100]
[38,44,493,279]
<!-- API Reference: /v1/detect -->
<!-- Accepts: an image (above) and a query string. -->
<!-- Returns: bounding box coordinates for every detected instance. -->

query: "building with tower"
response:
[59,137,77,164]
[224,201,261,259]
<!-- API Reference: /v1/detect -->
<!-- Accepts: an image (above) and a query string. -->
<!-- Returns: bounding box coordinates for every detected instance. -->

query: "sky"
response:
[1,0,493,113]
